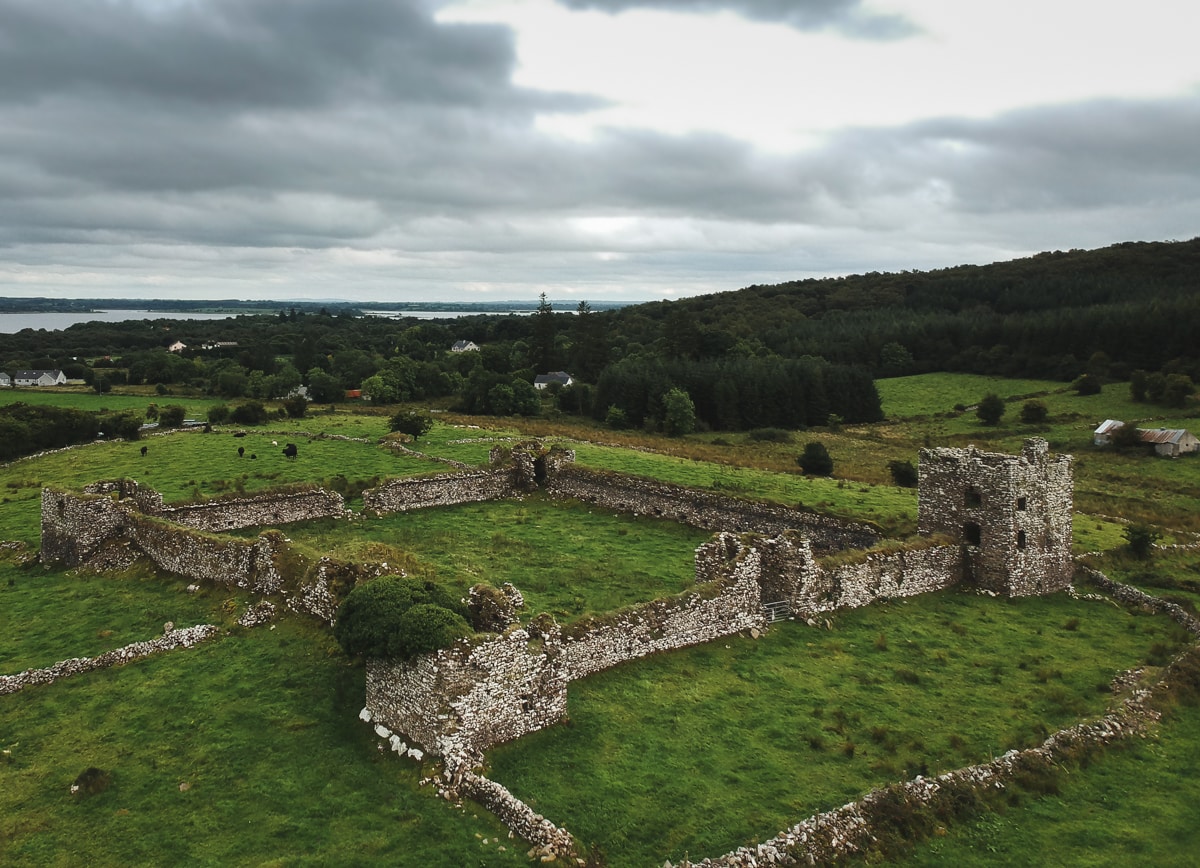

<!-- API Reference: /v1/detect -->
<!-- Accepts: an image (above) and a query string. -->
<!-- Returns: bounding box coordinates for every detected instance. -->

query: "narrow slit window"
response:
[964,522,981,546]
[1017,530,1027,549]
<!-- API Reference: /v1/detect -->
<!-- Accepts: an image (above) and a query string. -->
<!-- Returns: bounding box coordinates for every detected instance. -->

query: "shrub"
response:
[207,404,231,425]
[1020,399,1048,424]
[389,409,434,441]
[283,395,309,419]
[797,441,834,476]
[1124,523,1162,559]
[229,401,268,426]
[395,603,472,658]
[605,405,629,430]
[333,576,470,659]
[975,393,1005,425]
[1073,373,1102,395]
[888,459,918,487]
[662,388,696,437]
[158,405,187,428]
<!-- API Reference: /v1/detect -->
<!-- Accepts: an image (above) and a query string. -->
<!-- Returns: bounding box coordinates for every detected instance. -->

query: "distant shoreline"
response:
[0,298,634,316]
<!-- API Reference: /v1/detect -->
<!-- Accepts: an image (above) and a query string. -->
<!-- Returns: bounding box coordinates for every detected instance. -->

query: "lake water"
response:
[0,310,239,334]
[0,307,547,334]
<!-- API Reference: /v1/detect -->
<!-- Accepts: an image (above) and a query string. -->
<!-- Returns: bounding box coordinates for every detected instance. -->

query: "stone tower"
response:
[917,438,1073,596]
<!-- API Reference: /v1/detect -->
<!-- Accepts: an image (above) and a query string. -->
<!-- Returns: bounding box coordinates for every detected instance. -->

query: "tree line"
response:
[2,238,1196,434]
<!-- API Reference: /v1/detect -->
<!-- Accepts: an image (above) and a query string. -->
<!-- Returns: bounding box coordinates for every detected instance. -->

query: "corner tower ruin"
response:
[917,438,1073,596]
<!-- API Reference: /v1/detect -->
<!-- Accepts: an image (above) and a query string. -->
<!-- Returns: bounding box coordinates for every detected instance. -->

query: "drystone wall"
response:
[125,514,289,597]
[366,541,768,760]
[40,488,357,622]
[0,625,219,696]
[79,479,347,532]
[545,465,881,553]
[361,468,516,515]
[558,547,766,681]
[684,572,1200,868]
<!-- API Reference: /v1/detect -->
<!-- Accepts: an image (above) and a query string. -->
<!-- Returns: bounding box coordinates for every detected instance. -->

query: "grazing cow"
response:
[238,446,245,458]
[140,445,148,457]
[282,443,298,460]
[250,454,257,460]
[271,440,278,446]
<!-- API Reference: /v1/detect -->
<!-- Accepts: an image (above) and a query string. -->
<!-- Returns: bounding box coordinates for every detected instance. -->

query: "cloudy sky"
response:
[1,0,1197,304]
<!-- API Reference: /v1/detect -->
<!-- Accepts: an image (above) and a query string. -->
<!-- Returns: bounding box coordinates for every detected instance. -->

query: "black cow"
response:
[282,443,298,460]
[238,446,245,457]
[140,445,148,457]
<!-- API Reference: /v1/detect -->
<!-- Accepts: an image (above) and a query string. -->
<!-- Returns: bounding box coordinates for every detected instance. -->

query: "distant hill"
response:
[608,238,1200,380]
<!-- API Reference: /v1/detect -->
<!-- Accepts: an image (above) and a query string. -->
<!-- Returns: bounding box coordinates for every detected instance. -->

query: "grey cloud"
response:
[0,0,580,111]
[554,0,918,39]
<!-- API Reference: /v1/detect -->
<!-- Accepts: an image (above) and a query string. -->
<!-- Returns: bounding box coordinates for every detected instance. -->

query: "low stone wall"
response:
[40,489,358,622]
[156,488,346,532]
[559,550,766,681]
[366,542,768,761]
[544,465,881,553]
[362,468,515,515]
[791,543,963,618]
[0,625,219,696]
[125,515,288,597]
[682,572,1200,867]
[78,479,347,532]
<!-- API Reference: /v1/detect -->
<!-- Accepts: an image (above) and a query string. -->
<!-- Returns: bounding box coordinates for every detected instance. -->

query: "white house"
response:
[167,340,187,353]
[1093,419,1125,446]
[12,369,67,387]
[0,372,11,388]
[451,340,480,353]
[534,371,574,390]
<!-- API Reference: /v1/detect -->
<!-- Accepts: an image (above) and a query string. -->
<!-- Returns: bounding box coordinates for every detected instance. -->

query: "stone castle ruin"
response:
[38,436,1084,862]
[918,438,1073,596]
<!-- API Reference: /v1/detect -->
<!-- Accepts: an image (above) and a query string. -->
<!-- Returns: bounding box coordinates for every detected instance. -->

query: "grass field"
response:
[0,616,528,868]
[272,498,711,624]
[3,372,1199,866]
[485,588,1185,866]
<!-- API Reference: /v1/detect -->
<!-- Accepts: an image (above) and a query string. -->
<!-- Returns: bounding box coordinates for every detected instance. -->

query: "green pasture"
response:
[270,497,711,624]
[0,617,527,868]
[876,373,1068,419]
[0,428,444,546]
[899,702,1200,867]
[0,561,241,674]
[487,587,1185,867]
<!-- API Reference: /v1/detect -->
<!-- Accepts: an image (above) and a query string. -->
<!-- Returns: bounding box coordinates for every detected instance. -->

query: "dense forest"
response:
[1,237,1197,433]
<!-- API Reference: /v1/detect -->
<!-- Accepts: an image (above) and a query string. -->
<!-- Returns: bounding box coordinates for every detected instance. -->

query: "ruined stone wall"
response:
[41,487,346,621]
[558,552,766,682]
[789,544,963,617]
[77,479,346,532]
[155,488,346,532]
[361,469,515,515]
[700,531,962,618]
[545,465,881,553]
[366,628,569,758]
[366,540,768,758]
[918,438,1073,596]
[124,515,288,597]
[40,489,129,567]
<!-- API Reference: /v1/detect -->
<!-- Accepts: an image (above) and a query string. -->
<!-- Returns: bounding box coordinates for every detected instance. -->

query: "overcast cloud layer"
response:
[0,0,1197,303]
